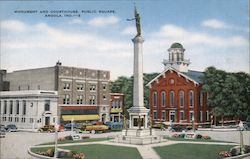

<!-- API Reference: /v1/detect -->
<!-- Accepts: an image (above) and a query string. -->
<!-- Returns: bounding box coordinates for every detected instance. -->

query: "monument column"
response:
[132,36,144,108]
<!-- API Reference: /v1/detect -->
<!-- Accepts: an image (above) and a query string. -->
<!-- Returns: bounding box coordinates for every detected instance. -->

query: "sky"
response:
[0,0,249,80]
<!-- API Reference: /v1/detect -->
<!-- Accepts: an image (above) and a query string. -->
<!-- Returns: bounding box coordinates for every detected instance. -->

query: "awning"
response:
[62,115,99,121]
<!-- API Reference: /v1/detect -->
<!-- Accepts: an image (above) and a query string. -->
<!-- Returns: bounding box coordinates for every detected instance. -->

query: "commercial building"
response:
[109,93,124,122]
[147,43,211,126]
[1,61,110,123]
[0,90,58,129]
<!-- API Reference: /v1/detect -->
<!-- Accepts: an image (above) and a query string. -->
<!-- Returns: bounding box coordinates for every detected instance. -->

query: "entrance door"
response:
[45,117,50,125]
[170,111,176,122]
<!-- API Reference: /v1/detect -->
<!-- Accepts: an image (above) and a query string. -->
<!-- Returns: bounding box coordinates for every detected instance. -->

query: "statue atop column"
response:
[127,6,142,37]
[134,7,141,36]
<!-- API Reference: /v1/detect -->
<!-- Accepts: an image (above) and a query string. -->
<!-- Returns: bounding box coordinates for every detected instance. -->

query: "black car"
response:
[5,124,18,132]
[0,125,6,138]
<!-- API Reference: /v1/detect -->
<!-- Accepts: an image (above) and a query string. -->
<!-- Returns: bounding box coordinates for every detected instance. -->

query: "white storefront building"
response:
[0,90,58,129]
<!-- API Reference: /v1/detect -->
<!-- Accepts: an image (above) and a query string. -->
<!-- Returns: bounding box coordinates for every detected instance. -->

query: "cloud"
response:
[201,19,226,29]
[68,19,84,24]
[1,20,28,32]
[87,16,120,27]
[0,20,132,80]
[121,26,136,35]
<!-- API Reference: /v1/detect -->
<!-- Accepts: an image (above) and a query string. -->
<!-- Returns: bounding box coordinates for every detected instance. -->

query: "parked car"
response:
[64,123,81,131]
[0,125,6,138]
[5,124,18,132]
[38,125,55,133]
[242,122,250,131]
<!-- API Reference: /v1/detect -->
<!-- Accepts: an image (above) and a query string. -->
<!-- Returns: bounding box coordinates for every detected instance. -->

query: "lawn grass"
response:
[164,136,234,143]
[154,143,235,159]
[38,137,111,145]
[61,144,142,159]
[31,144,142,159]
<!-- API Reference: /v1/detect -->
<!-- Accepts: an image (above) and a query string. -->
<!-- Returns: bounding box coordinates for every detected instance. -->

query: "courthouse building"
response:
[0,61,110,123]
[147,43,211,125]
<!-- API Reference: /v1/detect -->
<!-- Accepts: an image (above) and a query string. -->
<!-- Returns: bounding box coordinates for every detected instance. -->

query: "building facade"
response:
[0,90,58,129]
[147,43,211,126]
[2,62,110,123]
[109,93,124,122]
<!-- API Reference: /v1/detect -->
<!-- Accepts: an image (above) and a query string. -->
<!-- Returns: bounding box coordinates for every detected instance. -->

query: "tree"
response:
[202,66,250,121]
[110,73,158,117]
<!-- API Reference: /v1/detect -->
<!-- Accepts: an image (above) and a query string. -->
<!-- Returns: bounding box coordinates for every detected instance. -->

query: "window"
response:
[200,92,203,107]
[16,100,19,114]
[38,85,40,90]
[44,100,50,111]
[179,91,184,107]
[0,101,1,114]
[161,91,166,107]
[22,100,26,115]
[189,111,194,122]
[162,111,166,120]
[189,90,194,107]
[30,118,34,123]
[180,111,185,120]
[89,96,96,105]
[115,100,119,108]
[10,101,13,114]
[4,101,7,114]
[206,111,209,121]
[89,84,96,91]
[15,117,19,122]
[63,83,70,90]
[63,95,70,104]
[153,92,157,107]
[103,84,106,90]
[153,110,158,120]
[103,94,106,100]
[21,117,26,123]
[77,95,83,104]
[120,101,123,108]
[200,111,203,122]
[77,84,84,90]
[170,91,175,107]
[112,101,115,108]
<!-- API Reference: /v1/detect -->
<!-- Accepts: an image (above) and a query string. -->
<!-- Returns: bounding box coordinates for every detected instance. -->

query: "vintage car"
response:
[38,125,55,133]
[85,125,109,134]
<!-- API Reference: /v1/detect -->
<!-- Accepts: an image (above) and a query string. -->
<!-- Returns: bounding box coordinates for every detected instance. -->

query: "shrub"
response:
[219,151,232,157]
[58,137,65,141]
[230,146,241,156]
[46,148,55,157]
[195,134,203,139]
[65,135,73,140]
[172,134,179,138]
[202,135,211,140]
[81,136,90,139]
[244,145,250,153]
[179,134,185,138]
[72,152,85,159]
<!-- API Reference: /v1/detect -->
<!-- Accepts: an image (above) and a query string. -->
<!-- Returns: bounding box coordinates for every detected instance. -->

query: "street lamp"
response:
[239,121,244,155]
[54,124,59,158]
[71,118,74,134]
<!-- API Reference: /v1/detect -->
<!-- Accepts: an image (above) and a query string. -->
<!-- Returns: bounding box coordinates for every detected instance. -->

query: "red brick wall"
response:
[149,70,210,124]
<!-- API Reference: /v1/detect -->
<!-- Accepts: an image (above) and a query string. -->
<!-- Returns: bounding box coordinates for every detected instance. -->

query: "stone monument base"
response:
[111,129,166,145]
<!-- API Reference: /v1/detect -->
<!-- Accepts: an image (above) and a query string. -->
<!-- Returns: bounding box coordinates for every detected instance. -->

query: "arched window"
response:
[161,91,166,107]
[153,92,157,107]
[170,91,175,107]
[189,90,194,107]
[179,91,184,107]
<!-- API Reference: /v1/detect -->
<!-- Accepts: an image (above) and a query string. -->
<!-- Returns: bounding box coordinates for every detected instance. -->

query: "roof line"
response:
[146,66,199,87]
